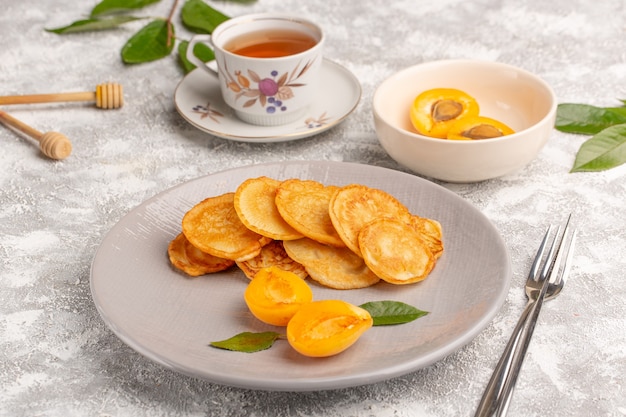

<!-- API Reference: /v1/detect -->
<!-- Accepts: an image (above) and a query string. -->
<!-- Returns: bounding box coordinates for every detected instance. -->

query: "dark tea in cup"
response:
[224,29,317,58]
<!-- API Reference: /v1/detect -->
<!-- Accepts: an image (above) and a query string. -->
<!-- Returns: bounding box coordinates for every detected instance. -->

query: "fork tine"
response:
[538,224,562,283]
[528,225,555,281]
[559,229,577,284]
[547,215,577,287]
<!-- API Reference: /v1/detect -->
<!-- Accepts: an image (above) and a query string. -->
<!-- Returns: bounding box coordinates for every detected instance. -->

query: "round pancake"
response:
[275,179,345,247]
[283,238,380,289]
[182,192,271,261]
[329,184,411,257]
[234,176,303,240]
[359,218,435,285]
[236,240,308,280]
[168,232,235,276]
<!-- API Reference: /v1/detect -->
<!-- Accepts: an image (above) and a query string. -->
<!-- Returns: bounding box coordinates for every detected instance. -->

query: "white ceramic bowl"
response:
[373,60,557,182]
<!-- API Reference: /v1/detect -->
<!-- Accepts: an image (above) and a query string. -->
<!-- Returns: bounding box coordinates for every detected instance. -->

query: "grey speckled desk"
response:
[1,1,625,416]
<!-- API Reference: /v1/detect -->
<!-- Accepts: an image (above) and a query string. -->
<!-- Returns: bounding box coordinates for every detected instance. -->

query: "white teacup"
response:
[187,13,325,126]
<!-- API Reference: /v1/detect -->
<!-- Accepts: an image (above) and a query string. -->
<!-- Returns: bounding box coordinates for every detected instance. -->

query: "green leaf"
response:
[45,16,142,34]
[571,124,626,172]
[121,19,175,64]
[91,0,161,17]
[607,106,626,117]
[181,0,230,34]
[210,331,282,353]
[555,103,626,135]
[178,40,215,73]
[359,300,429,326]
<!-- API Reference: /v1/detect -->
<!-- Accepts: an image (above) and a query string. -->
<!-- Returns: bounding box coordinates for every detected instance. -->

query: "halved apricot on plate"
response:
[286,299,373,357]
[244,266,313,326]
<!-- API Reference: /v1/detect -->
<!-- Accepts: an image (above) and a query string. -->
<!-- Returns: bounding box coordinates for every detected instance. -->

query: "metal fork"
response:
[474,216,577,417]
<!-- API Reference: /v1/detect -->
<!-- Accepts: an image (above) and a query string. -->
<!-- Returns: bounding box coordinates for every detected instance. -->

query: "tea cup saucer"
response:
[174,59,361,143]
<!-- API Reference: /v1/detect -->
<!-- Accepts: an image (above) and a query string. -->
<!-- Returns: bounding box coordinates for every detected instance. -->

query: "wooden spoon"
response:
[0,82,123,109]
[0,110,72,160]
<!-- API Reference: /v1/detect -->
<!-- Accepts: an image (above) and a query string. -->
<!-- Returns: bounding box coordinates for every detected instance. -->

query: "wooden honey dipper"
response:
[0,82,123,109]
[0,109,72,160]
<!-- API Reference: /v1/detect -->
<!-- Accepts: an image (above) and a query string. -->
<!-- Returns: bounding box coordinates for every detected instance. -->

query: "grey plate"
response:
[90,161,511,391]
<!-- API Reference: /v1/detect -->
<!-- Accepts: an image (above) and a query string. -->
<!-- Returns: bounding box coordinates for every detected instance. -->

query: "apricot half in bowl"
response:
[447,115,515,140]
[409,88,480,138]
[373,60,557,182]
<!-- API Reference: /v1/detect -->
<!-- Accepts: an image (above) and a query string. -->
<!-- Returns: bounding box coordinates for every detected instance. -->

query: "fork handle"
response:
[494,290,549,416]
[474,299,538,417]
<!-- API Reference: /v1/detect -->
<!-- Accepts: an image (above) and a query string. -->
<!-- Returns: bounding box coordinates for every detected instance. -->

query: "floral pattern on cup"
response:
[222,59,316,114]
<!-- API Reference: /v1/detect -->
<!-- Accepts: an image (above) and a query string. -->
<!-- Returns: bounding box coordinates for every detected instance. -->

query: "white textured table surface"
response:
[1,1,625,416]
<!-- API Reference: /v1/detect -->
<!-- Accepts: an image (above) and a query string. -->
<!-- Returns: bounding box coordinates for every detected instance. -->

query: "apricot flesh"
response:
[244,266,313,326]
[286,300,373,357]
[410,88,480,138]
